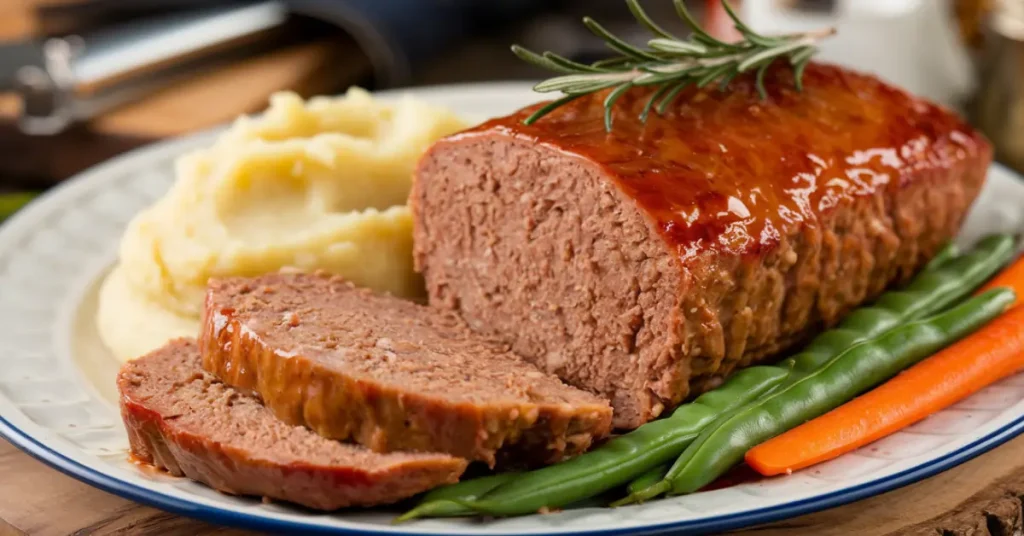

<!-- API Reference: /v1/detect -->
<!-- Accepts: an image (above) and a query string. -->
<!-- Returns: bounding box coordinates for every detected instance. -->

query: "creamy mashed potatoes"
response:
[99,88,467,362]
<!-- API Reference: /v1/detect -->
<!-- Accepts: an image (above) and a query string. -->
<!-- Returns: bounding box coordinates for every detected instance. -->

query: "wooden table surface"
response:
[2,432,1022,536]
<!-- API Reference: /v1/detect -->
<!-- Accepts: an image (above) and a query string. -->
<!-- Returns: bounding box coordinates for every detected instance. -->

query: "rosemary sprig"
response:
[512,0,836,130]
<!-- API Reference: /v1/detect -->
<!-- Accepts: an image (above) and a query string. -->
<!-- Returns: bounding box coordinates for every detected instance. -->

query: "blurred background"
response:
[0,0,1020,217]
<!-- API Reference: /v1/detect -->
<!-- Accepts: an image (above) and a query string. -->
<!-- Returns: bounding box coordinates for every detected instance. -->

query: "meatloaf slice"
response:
[199,273,612,466]
[411,62,992,429]
[118,339,466,510]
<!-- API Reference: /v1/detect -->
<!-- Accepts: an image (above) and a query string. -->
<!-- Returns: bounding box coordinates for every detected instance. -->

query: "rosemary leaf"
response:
[793,54,814,92]
[524,94,584,125]
[692,32,736,50]
[626,0,678,40]
[583,17,661,61]
[789,46,817,66]
[737,29,785,49]
[634,71,686,86]
[719,0,756,36]
[755,61,772,100]
[512,0,835,130]
[697,63,734,88]
[685,65,714,79]
[718,66,739,91]
[656,81,690,115]
[534,73,629,93]
[591,56,636,69]
[648,38,707,55]
[640,84,674,122]
[673,0,732,49]
[721,2,785,48]
[511,45,578,74]
[541,52,611,73]
[645,62,699,75]
[565,80,626,95]
[738,40,811,71]
[604,83,634,130]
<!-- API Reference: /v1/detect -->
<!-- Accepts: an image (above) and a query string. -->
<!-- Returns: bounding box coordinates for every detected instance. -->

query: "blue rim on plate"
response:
[3,412,1023,536]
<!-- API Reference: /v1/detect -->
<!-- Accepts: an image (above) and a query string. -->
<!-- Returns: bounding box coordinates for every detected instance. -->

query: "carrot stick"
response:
[745,305,1024,477]
[979,255,1024,308]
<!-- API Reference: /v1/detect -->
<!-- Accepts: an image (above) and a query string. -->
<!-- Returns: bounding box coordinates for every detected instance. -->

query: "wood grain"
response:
[2,432,1023,535]
[0,439,250,535]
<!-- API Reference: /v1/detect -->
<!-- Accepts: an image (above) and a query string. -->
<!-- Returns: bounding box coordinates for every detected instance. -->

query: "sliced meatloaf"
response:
[411,62,992,428]
[118,339,466,510]
[199,273,612,466]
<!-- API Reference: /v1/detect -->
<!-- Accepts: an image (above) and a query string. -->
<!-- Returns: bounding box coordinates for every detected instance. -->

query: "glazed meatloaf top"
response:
[449,62,987,261]
[200,273,612,466]
[118,339,466,510]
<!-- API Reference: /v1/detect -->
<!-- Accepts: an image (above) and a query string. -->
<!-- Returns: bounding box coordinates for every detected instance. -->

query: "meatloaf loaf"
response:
[199,273,612,466]
[411,62,992,428]
[118,339,466,509]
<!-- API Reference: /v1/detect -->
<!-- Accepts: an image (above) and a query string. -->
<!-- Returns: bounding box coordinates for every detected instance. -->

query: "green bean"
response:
[395,364,790,520]
[633,288,1014,500]
[627,463,668,495]
[924,241,960,271]
[394,473,515,523]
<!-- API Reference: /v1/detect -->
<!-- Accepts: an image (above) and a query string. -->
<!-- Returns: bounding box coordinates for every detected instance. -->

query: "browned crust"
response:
[117,341,467,510]
[198,279,612,467]
[682,148,989,393]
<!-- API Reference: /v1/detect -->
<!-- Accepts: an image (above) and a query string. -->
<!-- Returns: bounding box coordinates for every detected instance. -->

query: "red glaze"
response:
[456,63,989,261]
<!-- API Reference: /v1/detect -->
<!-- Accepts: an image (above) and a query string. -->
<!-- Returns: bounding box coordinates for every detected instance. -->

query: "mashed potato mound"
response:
[99,88,467,362]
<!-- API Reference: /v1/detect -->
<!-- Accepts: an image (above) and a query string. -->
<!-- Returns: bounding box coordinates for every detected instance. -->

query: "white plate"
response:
[1,82,1023,536]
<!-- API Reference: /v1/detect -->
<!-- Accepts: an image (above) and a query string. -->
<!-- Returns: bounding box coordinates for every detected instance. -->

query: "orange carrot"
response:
[979,254,1024,307]
[745,305,1024,477]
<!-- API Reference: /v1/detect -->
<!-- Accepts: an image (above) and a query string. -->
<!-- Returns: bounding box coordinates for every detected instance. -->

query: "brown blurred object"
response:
[955,0,995,49]
[971,0,1024,175]
[0,1,371,186]
[0,1,38,40]
[704,0,744,41]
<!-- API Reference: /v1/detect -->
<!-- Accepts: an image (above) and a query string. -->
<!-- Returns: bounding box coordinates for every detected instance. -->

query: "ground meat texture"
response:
[199,273,612,467]
[117,339,467,510]
[411,62,991,429]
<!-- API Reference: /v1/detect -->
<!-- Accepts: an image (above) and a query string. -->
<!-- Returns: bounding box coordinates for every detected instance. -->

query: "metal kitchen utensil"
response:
[8,1,289,136]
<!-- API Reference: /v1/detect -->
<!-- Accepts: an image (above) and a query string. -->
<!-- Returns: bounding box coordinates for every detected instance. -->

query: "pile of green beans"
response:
[625,288,1014,501]
[394,235,1013,521]
[618,237,1010,496]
